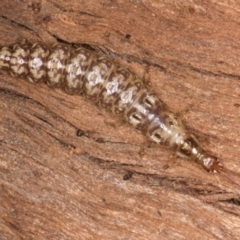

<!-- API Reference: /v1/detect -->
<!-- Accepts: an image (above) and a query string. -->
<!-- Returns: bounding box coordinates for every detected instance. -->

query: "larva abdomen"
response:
[0,41,223,173]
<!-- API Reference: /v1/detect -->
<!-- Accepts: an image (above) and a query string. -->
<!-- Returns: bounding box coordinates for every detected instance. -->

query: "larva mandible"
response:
[0,41,223,173]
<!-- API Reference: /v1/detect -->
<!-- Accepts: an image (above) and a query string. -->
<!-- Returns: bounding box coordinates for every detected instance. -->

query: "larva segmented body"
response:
[0,41,223,172]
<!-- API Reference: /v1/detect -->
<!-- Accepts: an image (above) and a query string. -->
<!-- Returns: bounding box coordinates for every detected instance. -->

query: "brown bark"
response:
[0,0,240,239]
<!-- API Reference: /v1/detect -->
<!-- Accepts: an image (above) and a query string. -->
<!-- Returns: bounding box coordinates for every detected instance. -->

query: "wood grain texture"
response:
[0,0,240,239]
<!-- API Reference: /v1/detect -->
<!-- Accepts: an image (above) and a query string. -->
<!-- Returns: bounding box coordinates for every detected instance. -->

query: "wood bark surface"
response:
[0,0,240,239]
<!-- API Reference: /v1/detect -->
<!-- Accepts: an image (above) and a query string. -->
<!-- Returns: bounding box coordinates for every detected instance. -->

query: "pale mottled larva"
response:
[0,41,223,173]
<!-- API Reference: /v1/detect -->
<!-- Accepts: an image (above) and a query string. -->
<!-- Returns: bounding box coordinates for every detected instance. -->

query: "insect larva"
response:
[0,40,223,173]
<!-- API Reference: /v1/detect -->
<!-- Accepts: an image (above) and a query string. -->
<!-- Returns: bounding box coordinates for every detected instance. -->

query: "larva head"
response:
[177,135,223,173]
[201,155,223,173]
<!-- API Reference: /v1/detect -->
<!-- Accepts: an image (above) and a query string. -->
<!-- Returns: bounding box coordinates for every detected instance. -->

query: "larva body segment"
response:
[0,41,223,173]
[28,43,49,83]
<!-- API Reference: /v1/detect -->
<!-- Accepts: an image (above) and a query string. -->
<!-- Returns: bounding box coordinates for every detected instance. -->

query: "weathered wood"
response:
[0,0,240,239]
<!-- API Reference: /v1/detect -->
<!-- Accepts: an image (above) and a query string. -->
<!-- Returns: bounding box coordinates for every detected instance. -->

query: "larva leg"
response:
[142,65,151,87]
[138,140,153,158]
[104,118,126,128]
